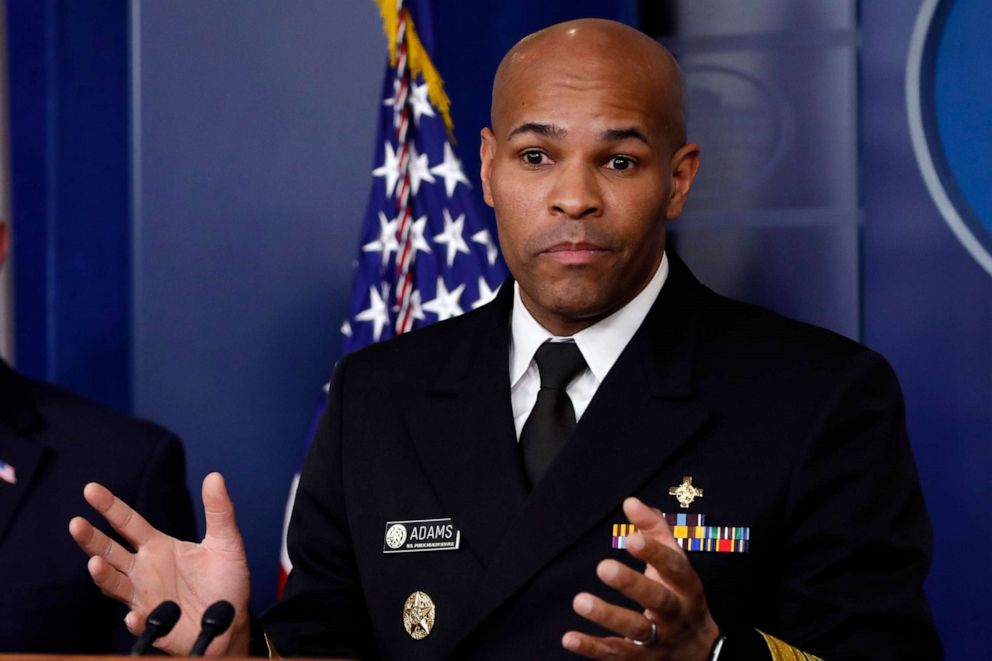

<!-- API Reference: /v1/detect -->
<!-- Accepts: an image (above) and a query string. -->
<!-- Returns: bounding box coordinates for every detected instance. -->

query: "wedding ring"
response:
[629,618,657,647]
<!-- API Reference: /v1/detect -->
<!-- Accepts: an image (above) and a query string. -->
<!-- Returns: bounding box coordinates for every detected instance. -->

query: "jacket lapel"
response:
[404,282,530,566]
[0,362,47,544]
[454,255,714,642]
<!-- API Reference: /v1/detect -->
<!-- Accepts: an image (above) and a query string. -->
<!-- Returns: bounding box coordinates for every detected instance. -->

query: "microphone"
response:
[130,600,181,656]
[188,600,236,657]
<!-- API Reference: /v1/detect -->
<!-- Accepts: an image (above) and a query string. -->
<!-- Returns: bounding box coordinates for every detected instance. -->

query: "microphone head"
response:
[146,600,181,635]
[200,600,235,635]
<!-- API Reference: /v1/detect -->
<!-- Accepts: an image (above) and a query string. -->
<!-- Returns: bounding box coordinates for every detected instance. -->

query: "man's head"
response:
[480,19,699,335]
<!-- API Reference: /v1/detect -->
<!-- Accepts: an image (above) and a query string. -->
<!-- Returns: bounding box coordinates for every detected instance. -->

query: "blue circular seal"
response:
[908,0,992,276]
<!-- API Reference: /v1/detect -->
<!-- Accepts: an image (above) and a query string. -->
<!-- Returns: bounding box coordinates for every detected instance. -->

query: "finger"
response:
[82,482,157,547]
[596,559,680,617]
[69,516,137,574]
[202,472,244,550]
[124,610,143,636]
[87,555,136,606]
[625,531,701,600]
[573,592,659,643]
[623,497,680,552]
[562,631,639,659]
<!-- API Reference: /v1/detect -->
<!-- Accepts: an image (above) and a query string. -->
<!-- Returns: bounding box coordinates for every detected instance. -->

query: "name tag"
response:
[383,517,461,553]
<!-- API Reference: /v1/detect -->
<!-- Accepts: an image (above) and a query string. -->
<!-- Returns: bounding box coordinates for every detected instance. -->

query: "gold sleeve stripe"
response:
[757,630,825,661]
[264,632,283,659]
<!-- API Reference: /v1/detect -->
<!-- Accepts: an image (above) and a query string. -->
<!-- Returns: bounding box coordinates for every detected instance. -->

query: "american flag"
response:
[342,0,507,352]
[278,0,506,593]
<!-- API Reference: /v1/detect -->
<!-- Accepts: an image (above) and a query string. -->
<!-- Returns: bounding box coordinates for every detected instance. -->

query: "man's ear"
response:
[665,143,701,220]
[479,128,497,208]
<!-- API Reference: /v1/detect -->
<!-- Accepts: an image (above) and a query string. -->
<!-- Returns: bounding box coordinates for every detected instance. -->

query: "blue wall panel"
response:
[655,3,861,340]
[7,0,131,411]
[7,0,53,380]
[131,0,385,610]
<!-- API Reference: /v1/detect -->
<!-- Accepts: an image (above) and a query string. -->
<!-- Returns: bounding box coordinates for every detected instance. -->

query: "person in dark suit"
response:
[0,221,197,653]
[68,18,939,660]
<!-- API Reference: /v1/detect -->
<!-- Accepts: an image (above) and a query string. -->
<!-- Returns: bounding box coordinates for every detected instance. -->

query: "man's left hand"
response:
[562,497,720,660]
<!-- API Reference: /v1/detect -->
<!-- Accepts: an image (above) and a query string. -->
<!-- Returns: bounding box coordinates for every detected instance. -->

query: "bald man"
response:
[70,19,939,660]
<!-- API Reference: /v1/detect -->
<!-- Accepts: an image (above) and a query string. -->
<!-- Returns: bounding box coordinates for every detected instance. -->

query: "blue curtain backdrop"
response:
[6,1,988,654]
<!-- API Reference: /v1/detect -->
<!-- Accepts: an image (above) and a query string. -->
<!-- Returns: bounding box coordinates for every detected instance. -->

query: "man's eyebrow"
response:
[506,123,567,140]
[601,128,651,145]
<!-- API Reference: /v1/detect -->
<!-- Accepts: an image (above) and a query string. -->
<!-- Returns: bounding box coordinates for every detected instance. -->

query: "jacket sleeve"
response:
[755,350,939,660]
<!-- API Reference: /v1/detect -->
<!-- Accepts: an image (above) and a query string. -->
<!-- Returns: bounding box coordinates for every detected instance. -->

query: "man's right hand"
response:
[69,472,252,657]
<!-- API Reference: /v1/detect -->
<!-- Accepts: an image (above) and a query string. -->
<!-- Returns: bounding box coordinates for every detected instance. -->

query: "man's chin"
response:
[534,293,619,333]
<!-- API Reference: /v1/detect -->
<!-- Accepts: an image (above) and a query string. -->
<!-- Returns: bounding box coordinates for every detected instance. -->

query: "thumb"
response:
[202,472,244,550]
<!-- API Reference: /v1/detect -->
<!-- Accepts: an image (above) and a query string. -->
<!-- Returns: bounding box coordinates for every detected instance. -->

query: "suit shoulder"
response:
[342,304,494,375]
[696,288,874,362]
[27,379,182,455]
[688,288,900,398]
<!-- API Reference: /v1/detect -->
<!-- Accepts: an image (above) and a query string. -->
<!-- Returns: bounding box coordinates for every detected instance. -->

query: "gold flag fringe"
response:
[373,0,456,140]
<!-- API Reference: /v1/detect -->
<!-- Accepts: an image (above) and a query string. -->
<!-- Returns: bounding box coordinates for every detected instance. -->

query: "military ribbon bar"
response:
[611,515,750,553]
[612,523,637,549]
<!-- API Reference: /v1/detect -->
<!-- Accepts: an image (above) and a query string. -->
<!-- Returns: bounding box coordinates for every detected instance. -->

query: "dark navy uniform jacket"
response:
[0,361,196,653]
[264,254,940,660]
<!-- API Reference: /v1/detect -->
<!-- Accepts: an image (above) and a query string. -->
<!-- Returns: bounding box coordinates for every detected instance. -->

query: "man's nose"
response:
[549,162,603,220]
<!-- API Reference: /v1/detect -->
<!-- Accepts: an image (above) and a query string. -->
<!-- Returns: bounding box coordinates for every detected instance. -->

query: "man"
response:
[0,220,197,652]
[69,19,940,660]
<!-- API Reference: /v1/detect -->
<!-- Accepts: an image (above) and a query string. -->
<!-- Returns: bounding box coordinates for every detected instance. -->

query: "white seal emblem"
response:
[385,523,407,549]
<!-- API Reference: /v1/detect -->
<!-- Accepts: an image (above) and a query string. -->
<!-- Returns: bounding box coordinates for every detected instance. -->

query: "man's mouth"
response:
[541,242,611,265]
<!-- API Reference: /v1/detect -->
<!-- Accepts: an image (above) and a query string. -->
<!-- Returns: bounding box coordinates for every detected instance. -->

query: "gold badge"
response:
[668,475,704,508]
[402,590,436,640]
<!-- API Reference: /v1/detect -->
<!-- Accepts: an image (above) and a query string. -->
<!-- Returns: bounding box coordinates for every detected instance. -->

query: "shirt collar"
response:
[509,252,669,386]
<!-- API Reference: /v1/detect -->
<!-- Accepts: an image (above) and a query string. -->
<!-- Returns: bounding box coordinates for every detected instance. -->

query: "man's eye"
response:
[521,150,548,166]
[607,156,634,171]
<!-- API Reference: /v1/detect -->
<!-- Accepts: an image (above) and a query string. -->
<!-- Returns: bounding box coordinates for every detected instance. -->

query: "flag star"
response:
[408,144,436,195]
[434,209,471,267]
[422,277,465,321]
[408,215,433,256]
[362,211,399,268]
[471,229,500,266]
[409,289,426,322]
[408,82,436,125]
[372,142,400,197]
[354,285,391,342]
[473,277,500,309]
[429,142,470,197]
[340,319,353,337]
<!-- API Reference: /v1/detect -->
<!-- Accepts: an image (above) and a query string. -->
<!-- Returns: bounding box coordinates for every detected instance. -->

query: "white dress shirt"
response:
[509,252,670,440]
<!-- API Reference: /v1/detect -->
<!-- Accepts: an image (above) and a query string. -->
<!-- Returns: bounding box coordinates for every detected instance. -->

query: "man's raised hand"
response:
[562,497,720,660]
[68,472,252,657]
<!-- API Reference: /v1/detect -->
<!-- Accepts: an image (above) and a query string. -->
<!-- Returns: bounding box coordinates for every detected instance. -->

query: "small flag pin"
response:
[0,460,17,485]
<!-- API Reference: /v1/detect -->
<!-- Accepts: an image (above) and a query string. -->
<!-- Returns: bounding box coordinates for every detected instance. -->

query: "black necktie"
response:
[520,340,588,487]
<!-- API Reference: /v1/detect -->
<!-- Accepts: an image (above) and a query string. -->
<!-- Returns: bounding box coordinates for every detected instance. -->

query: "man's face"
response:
[480,49,698,335]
